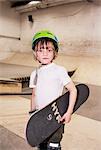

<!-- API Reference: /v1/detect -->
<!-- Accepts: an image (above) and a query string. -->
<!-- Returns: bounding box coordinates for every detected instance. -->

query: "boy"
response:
[29,30,77,150]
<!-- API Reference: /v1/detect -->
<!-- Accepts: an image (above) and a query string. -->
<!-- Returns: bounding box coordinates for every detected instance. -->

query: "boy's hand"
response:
[60,112,72,123]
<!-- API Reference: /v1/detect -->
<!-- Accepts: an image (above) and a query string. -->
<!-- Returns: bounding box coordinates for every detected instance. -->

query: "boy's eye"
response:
[37,49,43,52]
[46,47,54,50]
[47,49,53,52]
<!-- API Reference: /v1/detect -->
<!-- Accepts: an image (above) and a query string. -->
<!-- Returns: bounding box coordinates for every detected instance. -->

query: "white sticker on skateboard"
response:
[47,114,53,120]
[51,102,61,123]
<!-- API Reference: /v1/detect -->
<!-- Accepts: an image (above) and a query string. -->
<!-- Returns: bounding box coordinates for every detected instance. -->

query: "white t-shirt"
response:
[29,63,71,109]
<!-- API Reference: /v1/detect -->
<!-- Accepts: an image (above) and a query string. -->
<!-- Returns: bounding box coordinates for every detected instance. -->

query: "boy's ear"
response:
[55,52,58,57]
[53,52,58,59]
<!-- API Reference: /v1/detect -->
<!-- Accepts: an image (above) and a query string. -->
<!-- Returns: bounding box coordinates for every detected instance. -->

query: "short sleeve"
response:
[60,67,71,86]
[29,70,36,88]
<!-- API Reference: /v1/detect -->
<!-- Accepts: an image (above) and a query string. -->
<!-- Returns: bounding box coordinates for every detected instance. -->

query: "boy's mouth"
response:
[42,58,49,59]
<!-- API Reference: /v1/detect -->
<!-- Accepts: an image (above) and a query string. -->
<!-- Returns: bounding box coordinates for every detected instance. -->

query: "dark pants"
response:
[38,124,64,150]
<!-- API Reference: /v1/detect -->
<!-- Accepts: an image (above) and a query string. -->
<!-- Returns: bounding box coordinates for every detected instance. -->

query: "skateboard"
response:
[26,84,89,147]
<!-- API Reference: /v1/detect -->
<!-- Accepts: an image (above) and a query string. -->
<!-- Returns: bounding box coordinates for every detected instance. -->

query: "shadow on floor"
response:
[0,125,34,150]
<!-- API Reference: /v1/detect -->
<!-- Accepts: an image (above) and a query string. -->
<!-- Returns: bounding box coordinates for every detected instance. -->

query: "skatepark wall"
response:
[20,1,101,56]
[0,1,101,86]
[0,1,101,57]
[0,2,20,60]
[0,2,31,60]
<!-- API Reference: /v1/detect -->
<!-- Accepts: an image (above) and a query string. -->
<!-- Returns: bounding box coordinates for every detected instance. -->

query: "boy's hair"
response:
[32,30,59,52]
[34,37,58,52]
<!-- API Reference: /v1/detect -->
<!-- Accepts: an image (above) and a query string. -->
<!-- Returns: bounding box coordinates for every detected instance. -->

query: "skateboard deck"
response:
[26,84,89,147]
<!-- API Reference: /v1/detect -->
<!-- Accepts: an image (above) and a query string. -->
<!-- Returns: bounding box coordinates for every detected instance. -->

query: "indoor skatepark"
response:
[0,54,101,150]
[0,0,101,150]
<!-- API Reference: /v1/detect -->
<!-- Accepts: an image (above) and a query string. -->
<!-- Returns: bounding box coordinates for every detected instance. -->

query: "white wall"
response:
[21,1,101,57]
[0,1,101,57]
[0,2,21,60]
[0,2,20,37]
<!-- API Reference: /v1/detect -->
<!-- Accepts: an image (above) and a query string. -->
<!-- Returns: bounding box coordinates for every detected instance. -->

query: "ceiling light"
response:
[28,1,41,5]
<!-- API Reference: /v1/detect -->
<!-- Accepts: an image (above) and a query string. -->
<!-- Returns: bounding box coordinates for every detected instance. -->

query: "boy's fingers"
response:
[60,116,65,123]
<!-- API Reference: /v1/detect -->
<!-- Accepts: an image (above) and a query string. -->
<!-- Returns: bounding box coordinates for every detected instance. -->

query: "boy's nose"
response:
[43,49,48,55]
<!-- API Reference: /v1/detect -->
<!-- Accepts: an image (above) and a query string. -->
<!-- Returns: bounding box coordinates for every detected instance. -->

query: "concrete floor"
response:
[0,125,34,150]
[0,83,101,150]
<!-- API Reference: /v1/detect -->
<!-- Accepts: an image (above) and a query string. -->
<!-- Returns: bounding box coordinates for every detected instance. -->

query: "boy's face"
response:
[34,41,57,65]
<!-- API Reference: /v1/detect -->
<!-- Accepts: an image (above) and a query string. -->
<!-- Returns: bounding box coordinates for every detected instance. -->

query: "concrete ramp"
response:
[56,55,101,86]
[0,52,36,67]
[73,57,101,86]
[0,52,101,86]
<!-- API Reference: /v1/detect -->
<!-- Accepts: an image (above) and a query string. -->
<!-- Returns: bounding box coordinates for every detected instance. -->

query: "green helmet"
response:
[32,30,59,52]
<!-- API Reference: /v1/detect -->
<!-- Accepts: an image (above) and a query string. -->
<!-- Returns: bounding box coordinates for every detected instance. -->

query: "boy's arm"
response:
[30,88,36,112]
[60,80,77,123]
